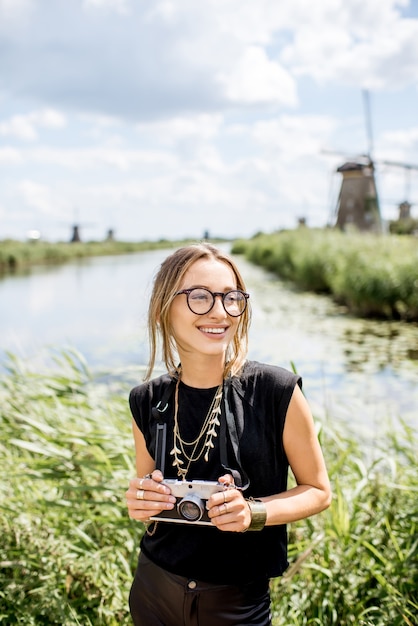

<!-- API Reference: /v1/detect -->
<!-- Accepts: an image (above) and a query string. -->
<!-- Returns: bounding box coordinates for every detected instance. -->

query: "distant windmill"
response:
[70,224,82,242]
[53,207,115,242]
[323,91,418,232]
[54,216,95,243]
[378,160,418,221]
[66,208,97,243]
[68,222,116,243]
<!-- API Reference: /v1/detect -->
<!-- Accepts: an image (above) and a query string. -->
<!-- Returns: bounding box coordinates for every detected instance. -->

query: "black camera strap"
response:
[220,377,250,490]
[151,376,250,490]
[151,377,177,476]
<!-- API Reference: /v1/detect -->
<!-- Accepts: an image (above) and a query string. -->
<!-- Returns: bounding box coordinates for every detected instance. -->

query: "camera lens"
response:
[177,494,204,522]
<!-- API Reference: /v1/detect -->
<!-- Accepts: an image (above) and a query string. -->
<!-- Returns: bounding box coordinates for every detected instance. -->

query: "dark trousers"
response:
[129,552,272,626]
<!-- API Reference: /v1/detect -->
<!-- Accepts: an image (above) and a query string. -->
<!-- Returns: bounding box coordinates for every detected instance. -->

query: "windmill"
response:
[54,209,97,243]
[378,159,418,222]
[70,223,82,242]
[324,91,418,232]
[324,91,381,232]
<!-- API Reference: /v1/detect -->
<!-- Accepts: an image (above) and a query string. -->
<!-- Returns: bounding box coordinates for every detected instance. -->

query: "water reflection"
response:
[343,323,418,370]
[0,252,155,370]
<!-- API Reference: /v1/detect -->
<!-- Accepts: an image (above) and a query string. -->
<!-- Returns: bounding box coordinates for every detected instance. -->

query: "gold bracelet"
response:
[244,498,267,531]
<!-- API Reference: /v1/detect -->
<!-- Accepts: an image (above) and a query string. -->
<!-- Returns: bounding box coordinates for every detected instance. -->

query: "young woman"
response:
[125,243,331,626]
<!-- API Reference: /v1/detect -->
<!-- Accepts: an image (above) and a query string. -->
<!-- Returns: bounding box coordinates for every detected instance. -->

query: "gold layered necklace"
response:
[170,377,223,480]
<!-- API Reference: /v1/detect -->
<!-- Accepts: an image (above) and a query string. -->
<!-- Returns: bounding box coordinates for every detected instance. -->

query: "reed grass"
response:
[0,238,219,275]
[270,418,418,625]
[232,230,418,321]
[0,351,416,625]
[0,350,139,625]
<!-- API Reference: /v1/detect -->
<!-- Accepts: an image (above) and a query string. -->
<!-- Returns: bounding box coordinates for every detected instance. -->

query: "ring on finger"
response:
[223,491,227,504]
[223,503,228,514]
[138,479,144,489]
[136,489,145,500]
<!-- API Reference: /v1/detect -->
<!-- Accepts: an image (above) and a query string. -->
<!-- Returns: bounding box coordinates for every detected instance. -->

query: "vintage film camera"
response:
[149,479,226,526]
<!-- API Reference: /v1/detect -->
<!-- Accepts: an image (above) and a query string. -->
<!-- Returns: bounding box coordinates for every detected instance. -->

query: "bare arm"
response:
[132,418,156,477]
[262,384,332,525]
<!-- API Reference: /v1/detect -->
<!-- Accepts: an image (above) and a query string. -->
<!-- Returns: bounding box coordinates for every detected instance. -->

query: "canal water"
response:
[0,247,417,438]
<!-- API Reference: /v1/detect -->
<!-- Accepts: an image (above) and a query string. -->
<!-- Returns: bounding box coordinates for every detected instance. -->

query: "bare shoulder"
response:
[283,386,330,492]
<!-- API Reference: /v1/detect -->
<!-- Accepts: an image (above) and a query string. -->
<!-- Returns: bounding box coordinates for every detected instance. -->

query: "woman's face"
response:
[169,258,240,362]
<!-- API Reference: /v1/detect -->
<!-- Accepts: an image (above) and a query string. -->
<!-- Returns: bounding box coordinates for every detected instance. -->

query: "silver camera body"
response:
[149,479,225,526]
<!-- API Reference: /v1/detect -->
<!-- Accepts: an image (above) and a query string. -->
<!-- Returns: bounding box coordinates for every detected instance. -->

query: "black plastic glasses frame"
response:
[175,288,250,317]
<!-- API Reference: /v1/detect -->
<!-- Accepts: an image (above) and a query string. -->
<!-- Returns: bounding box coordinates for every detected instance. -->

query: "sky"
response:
[1,0,418,243]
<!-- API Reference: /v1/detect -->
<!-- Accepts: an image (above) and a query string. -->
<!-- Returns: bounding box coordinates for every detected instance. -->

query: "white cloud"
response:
[251,115,337,159]
[1,0,415,120]
[219,46,297,106]
[0,109,66,141]
[378,127,418,167]
[6,146,178,174]
[281,0,418,89]
[0,147,23,164]
[135,114,223,145]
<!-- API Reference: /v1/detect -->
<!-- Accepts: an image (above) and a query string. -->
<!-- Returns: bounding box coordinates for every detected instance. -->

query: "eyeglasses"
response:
[175,288,250,317]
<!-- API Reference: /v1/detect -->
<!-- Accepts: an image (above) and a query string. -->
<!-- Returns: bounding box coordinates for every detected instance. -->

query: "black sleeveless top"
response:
[129,360,301,584]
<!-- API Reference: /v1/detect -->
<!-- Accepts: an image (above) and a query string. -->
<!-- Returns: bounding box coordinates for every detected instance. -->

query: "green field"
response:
[0,238,199,274]
[1,351,416,625]
[232,229,418,321]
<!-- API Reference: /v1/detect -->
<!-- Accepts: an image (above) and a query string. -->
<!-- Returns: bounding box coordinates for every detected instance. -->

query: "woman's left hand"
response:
[207,474,252,532]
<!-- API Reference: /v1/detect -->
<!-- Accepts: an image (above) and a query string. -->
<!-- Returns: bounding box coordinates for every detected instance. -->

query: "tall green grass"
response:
[271,419,418,625]
[1,351,417,625]
[232,230,418,321]
[0,350,140,625]
[0,238,217,275]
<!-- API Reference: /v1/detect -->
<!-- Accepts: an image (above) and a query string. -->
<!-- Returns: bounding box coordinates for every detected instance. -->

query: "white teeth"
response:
[200,327,225,334]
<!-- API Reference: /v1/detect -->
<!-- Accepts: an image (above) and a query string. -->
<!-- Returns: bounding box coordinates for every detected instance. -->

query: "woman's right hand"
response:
[125,470,176,522]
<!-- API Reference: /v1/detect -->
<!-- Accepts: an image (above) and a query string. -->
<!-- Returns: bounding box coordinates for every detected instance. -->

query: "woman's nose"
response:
[210,294,226,315]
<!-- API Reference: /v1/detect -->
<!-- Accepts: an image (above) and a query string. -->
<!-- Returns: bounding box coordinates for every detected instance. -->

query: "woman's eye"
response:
[191,292,209,301]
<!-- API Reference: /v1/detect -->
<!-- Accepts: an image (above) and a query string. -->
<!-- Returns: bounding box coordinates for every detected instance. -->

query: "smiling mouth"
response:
[199,327,227,334]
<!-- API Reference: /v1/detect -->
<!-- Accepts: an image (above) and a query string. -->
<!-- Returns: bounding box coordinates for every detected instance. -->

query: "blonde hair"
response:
[145,243,251,380]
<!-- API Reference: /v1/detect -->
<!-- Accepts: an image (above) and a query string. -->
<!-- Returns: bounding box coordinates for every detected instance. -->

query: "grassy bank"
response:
[232,230,418,321]
[0,352,416,625]
[0,238,227,275]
